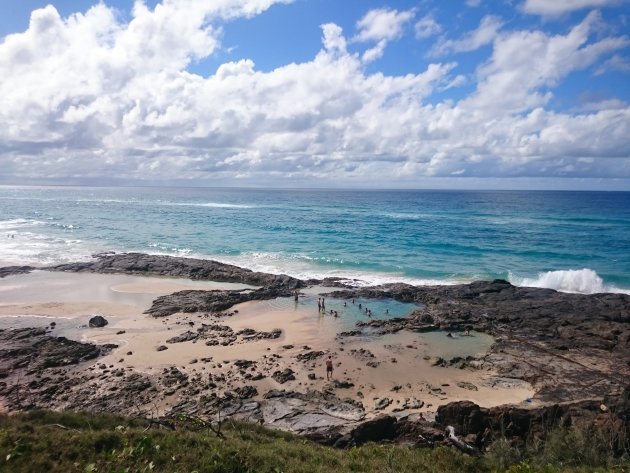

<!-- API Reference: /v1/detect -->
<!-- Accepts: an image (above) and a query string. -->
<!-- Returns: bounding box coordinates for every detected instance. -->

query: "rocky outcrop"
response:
[46,252,303,289]
[0,328,105,373]
[0,265,35,278]
[163,324,281,346]
[327,280,630,403]
[0,327,130,411]
[146,288,296,317]
[1,325,628,455]
[272,368,296,384]
[297,351,325,362]
[169,389,366,439]
[434,394,630,454]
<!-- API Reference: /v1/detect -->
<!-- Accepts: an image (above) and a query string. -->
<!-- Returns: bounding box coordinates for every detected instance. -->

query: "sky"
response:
[0,0,629,190]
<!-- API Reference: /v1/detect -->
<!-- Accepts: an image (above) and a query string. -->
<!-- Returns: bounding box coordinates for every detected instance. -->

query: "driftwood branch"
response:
[446,426,478,456]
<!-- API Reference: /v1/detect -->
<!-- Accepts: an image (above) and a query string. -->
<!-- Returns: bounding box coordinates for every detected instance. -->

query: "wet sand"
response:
[0,270,534,417]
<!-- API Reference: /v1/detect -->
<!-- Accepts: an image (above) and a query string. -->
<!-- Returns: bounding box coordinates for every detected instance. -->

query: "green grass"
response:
[0,411,628,473]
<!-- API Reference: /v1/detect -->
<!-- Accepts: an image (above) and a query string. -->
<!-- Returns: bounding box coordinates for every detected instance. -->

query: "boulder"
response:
[166,331,197,343]
[375,398,392,410]
[272,368,296,384]
[88,316,108,328]
[297,351,325,362]
[348,415,397,445]
[235,385,258,399]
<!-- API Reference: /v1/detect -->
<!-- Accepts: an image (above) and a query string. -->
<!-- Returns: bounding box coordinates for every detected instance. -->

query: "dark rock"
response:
[297,351,325,362]
[166,331,198,343]
[348,415,397,446]
[0,327,103,372]
[457,382,478,391]
[375,398,392,410]
[350,348,375,359]
[161,367,188,387]
[235,385,258,399]
[0,265,35,278]
[326,279,630,403]
[337,330,362,338]
[234,360,255,370]
[88,316,108,328]
[263,389,294,399]
[272,369,296,384]
[47,252,303,289]
[333,379,354,389]
[156,345,168,352]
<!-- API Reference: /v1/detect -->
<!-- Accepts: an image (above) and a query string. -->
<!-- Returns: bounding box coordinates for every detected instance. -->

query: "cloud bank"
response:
[0,0,629,188]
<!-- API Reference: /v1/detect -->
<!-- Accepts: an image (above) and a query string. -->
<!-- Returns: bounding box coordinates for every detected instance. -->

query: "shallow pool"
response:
[254,294,420,331]
[416,330,494,359]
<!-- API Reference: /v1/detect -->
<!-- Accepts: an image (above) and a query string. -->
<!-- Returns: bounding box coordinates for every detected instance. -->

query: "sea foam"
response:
[508,268,629,295]
[213,251,467,288]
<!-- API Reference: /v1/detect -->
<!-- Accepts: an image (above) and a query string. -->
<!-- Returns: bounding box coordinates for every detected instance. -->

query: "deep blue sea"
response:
[1,186,629,294]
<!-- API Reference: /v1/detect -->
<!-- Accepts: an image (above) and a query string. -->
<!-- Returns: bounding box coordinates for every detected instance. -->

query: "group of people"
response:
[316,297,388,319]
[317,297,340,317]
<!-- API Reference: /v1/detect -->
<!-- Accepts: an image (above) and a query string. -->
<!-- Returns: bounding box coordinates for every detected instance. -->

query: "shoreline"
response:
[2,250,630,297]
[0,270,534,418]
[1,252,628,442]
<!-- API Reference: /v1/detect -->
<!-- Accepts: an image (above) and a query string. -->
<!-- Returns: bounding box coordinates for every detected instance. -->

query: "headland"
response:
[0,252,628,450]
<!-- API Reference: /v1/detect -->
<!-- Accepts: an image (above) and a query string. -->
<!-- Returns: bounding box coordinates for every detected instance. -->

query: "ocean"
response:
[1,186,629,294]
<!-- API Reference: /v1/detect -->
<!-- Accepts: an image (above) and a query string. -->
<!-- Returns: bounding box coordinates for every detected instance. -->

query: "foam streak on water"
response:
[0,186,628,294]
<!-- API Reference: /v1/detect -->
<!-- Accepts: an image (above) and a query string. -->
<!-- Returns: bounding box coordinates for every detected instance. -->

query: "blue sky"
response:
[0,0,629,189]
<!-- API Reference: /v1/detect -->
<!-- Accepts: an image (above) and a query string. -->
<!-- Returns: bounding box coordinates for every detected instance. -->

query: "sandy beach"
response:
[0,270,534,418]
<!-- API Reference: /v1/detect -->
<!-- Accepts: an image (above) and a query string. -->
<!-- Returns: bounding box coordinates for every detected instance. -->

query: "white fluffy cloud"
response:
[354,8,415,63]
[415,14,442,39]
[0,1,629,187]
[354,8,415,43]
[431,15,504,56]
[465,12,629,113]
[522,0,625,17]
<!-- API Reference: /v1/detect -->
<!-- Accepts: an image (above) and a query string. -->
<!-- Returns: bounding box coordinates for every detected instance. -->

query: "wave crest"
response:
[508,268,629,295]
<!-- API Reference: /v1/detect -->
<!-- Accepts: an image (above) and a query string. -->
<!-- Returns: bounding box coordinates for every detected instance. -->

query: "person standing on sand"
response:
[326,356,334,380]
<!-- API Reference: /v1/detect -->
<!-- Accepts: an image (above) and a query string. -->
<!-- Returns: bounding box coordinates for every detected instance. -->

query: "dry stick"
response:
[43,423,80,432]
[142,418,176,432]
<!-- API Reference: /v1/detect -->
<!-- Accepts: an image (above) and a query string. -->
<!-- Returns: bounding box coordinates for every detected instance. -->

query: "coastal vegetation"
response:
[1,410,627,473]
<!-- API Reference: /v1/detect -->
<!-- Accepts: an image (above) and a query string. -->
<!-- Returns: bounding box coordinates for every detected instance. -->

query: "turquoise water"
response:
[249,295,419,331]
[1,186,629,293]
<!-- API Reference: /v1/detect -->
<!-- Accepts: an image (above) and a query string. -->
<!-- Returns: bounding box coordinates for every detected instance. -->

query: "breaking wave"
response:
[508,268,630,295]
[213,251,469,288]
